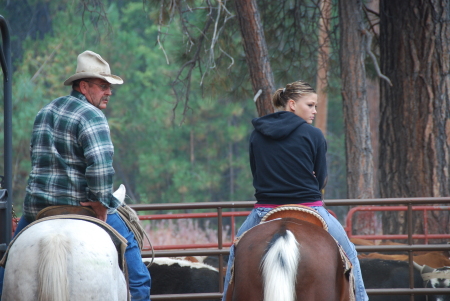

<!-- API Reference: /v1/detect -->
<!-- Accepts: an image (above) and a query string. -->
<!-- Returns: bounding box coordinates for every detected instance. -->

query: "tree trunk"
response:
[315,0,332,136]
[379,0,450,198]
[338,0,375,199]
[234,0,275,117]
[379,0,450,238]
[366,0,380,198]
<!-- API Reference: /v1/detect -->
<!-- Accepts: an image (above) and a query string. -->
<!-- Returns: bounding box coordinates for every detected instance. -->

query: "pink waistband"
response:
[254,200,323,208]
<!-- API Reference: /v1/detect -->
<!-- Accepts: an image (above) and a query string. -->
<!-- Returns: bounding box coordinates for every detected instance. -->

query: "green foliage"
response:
[1,0,349,216]
[1,0,257,214]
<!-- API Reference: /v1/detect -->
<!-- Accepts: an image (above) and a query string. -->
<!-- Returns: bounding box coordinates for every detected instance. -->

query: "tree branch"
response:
[78,0,111,36]
[364,29,393,86]
[171,17,214,125]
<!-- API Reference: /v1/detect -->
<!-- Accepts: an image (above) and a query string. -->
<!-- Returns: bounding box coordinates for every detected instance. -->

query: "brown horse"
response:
[225,217,352,301]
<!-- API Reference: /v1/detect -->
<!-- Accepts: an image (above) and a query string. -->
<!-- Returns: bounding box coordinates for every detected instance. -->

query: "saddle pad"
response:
[261,204,328,231]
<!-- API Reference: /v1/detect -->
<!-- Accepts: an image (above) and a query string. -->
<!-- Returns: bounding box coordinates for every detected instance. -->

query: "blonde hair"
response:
[272,80,316,109]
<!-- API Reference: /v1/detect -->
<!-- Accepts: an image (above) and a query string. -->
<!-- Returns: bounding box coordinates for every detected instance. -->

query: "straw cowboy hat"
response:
[63,50,123,86]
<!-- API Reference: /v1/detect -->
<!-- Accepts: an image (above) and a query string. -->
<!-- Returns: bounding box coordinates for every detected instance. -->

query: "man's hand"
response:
[80,201,107,221]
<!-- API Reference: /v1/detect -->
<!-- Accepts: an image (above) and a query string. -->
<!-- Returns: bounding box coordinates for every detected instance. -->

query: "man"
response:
[0,50,151,300]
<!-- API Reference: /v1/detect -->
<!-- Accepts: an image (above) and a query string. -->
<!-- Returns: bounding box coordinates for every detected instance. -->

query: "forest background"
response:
[1,0,449,240]
[0,0,347,211]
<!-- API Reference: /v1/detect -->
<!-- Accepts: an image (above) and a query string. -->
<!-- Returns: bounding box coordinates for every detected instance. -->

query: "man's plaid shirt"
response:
[23,90,121,221]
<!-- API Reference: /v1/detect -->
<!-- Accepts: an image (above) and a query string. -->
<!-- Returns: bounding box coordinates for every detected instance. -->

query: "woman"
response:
[222,80,368,301]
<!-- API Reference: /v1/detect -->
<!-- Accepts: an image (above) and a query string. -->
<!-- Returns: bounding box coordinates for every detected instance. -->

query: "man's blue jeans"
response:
[222,207,369,301]
[0,212,151,301]
[107,213,151,301]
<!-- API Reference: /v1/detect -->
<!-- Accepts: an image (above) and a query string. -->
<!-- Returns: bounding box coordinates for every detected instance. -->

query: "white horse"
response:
[1,186,128,301]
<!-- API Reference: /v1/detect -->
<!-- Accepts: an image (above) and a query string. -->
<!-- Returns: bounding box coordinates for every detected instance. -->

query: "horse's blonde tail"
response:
[38,233,71,301]
[261,230,300,301]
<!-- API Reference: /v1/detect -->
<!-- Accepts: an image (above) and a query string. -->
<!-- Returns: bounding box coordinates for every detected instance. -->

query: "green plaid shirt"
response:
[23,90,120,221]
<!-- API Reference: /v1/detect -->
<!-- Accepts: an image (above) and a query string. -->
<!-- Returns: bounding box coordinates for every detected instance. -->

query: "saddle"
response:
[36,205,97,219]
[261,204,329,231]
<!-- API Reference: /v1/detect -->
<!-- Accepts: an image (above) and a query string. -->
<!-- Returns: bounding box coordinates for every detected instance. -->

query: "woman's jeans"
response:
[222,207,369,301]
[0,212,151,301]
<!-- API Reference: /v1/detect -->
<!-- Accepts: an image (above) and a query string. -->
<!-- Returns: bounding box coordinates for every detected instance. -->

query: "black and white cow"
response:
[144,257,220,301]
[360,258,450,301]
[415,264,450,301]
[203,255,229,269]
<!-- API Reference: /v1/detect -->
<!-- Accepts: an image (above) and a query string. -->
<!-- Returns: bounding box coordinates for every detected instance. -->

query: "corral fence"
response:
[131,197,450,300]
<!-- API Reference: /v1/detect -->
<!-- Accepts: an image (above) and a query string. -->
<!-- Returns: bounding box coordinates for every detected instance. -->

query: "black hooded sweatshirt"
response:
[249,111,327,205]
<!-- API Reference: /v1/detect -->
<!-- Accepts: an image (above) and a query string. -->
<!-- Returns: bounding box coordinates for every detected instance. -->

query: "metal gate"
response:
[0,14,13,260]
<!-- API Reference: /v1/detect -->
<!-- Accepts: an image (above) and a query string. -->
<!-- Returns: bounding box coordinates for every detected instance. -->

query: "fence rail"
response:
[346,205,450,242]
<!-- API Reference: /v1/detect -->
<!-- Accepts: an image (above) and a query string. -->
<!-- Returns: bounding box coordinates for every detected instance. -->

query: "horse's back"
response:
[229,218,348,301]
[2,219,127,301]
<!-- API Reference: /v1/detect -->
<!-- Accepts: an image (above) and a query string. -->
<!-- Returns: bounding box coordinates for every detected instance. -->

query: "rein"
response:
[117,203,155,267]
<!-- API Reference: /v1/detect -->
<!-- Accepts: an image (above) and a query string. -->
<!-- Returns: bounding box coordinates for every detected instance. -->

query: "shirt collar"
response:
[70,90,89,103]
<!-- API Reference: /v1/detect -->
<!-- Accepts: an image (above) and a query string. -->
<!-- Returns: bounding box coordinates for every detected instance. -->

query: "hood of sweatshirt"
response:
[251,111,306,140]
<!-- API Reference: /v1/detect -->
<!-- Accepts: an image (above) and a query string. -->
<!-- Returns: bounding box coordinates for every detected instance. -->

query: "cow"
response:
[415,263,450,301]
[358,251,450,268]
[351,238,450,268]
[350,238,376,246]
[170,256,206,263]
[203,255,229,269]
[144,257,220,301]
[360,258,426,301]
[351,238,409,247]
[360,258,450,301]
[352,238,450,255]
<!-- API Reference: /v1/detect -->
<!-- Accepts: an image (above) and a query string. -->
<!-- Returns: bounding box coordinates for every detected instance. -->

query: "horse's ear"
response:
[113,184,126,204]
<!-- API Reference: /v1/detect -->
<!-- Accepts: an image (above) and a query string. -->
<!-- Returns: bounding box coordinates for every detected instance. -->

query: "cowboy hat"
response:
[63,50,123,86]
